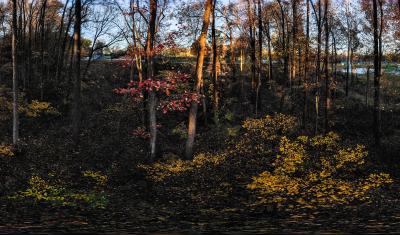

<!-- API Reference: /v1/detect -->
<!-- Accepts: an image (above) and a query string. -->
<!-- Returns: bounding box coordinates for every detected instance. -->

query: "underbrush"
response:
[7,170,109,209]
[141,113,393,210]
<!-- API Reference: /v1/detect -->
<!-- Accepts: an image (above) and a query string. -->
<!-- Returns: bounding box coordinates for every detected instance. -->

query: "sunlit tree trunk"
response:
[291,0,298,87]
[131,0,143,82]
[185,0,213,159]
[302,0,310,128]
[211,0,219,124]
[229,28,235,78]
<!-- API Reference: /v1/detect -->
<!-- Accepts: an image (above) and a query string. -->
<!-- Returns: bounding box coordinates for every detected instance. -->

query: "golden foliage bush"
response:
[24,100,60,117]
[139,152,229,182]
[0,94,59,120]
[0,144,14,157]
[141,114,392,208]
[234,114,298,156]
[247,131,393,208]
[10,172,109,208]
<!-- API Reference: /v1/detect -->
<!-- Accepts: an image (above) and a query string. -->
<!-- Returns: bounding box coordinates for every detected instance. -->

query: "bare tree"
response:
[83,5,122,78]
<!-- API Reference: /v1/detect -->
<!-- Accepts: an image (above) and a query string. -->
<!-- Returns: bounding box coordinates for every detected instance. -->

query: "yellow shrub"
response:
[274,137,305,174]
[0,144,14,157]
[83,170,108,186]
[248,132,393,208]
[140,152,230,182]
[233,114,298,156]
[242,113,297,141]
[25,100,60,117]
[11,173,109,208]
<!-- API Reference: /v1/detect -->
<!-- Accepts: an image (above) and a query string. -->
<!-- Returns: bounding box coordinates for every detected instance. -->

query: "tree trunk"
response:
[56,5,74,83]
[185,0,213,159]
[323,0,329,133]
[303,0,310,128]
[277,0,289,87]
[315,0,322,134]
[291,0,298,87]
[26,2,34,91]
[229,29,235,78]
[366,67,370,106]
[147,0,158,161]
[345,0,351,97]
[54,0,69,82]
[39,0,48,100]
[12,0,19,145]
[248,0,257,94]
[255,0,263,116]
[211,0,219,124]
[372,0,381,147]
[131,0,143,82]
[72,0,82,143]
[266,18,273,86]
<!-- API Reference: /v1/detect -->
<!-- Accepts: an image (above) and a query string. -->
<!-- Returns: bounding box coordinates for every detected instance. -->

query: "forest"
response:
[1,0,400,233]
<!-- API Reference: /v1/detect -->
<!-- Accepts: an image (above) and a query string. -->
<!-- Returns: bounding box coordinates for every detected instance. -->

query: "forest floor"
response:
[1,62,400,234]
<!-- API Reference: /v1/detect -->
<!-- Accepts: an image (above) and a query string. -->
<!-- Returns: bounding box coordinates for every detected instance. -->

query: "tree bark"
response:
[131,0,143,82]
[72,0,82,143]
[291,0,298,87]
[277,0,289,87]
[248,0,257,93]
[12,0,19,145]
[372,0,382,147]
[211,0,219,124]
[302,0,310,128]
[266,18,273,86]
[345,0,351,97]
[185,0,213,159]
[147,0,158,161]
[56,5,74,83]
[54,0,69,82]
[323,0,329,133]
[39,0,48,100]
[255,0,263,116]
